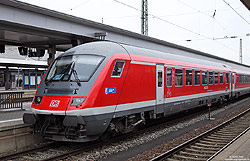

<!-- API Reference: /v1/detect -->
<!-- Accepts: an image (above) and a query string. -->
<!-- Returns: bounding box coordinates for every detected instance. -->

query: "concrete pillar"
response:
[5,66,10,90]
[22,69,24,90]
[35,68,38,89]
[47,45,56,65]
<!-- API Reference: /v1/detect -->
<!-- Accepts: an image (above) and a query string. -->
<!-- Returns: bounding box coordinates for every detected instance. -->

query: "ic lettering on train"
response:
[105,87,117,95]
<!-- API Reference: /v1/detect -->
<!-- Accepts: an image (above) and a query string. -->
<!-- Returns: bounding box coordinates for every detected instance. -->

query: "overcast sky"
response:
[19,0,250,65]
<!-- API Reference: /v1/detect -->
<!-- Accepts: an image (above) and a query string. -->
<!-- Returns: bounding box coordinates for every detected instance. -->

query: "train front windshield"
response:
[46,55,104,82]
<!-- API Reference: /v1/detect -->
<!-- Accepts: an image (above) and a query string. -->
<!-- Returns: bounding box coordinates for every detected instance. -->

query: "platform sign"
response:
[30,76,36,86]
[24,76,29,85]
[105,87,117,94]
[37,76,41,85]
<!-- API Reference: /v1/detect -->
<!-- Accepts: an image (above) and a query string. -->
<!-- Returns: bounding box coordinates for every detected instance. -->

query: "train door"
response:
[156,64,164,114]
[229,72,232,97]
[232,72,236,96]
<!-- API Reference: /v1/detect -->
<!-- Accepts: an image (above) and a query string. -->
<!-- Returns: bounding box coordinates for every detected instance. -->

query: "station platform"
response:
[0,102,31,128]
[212,129,250,161]
[0,102,45,154]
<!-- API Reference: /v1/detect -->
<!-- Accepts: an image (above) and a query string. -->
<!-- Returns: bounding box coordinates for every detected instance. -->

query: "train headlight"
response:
[34,96,43,105]
[71,97,86,106]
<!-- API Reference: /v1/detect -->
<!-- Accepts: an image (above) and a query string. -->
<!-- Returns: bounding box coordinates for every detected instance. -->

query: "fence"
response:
[0,91,24,109]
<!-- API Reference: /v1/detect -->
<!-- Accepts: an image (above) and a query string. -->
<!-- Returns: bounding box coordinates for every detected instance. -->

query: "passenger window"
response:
[214,72,218,84]
[166,68,172,87]
[220,72,223,84]
[202,71,207,85]
[185,69,192,86]
[111,61,125,77]
[194,70,200,86]
[175,69,183,87]
[226,73,229,84]
[209,72,213,85]
[158,71,163,87]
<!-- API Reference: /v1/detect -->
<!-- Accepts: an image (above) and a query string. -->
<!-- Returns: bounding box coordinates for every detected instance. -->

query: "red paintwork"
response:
[32,52,250,112]
[118,63,156,104]
[130,54,229,71]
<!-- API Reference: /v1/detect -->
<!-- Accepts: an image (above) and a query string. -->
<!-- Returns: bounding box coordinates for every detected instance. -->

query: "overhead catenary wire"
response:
[176,0,229,34]
[222,0,250,27]
[176,0,250,59]
[114,0,212,40]
[156,8,243,18]
[113,0,243,57]
[65,0,92,12]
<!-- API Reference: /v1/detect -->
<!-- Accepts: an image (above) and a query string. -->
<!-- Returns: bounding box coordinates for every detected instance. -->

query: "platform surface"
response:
[212,129,250,161]
[0,102,31,128]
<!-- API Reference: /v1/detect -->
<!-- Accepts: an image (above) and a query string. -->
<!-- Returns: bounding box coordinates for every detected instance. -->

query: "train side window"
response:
[194,70,200,86]
[220,72,223,84]
[158,70,163,87]
[202,71,207,85]
[185,69,192,86]
[175,69,183,87]
[214,72,218,84]
[226,73,229,84]
[209,72,213,85]
[111,60,125,77]
[166,68,172,87]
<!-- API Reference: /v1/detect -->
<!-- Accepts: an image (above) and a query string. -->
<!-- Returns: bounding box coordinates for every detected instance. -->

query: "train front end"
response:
[23,42,128,142]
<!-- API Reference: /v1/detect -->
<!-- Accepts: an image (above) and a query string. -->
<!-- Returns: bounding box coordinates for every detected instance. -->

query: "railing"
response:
[0,91,24,109]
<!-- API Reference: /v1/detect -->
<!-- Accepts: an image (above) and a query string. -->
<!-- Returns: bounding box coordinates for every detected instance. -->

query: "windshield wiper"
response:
[45,77,53,85]
[69,62,81,86]
[72,69,81,86]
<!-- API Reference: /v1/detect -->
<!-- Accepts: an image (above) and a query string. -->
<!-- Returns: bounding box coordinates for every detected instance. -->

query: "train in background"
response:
[23,41,250,142]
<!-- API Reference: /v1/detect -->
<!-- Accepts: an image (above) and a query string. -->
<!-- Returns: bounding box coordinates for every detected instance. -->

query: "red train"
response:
[23,41,250,142]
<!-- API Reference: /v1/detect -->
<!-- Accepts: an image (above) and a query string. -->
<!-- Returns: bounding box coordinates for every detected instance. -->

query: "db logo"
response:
[49,100,60,107]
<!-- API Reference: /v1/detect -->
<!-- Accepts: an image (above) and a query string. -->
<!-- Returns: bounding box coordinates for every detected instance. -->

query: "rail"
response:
[0,91,24,109]
[150,107,250,161]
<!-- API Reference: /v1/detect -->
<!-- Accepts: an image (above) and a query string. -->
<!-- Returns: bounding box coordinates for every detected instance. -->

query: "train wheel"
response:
[100,131,112,141]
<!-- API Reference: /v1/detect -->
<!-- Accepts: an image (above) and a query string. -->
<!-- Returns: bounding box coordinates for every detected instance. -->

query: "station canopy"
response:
[241,0,250,11]
[1,0,250,69]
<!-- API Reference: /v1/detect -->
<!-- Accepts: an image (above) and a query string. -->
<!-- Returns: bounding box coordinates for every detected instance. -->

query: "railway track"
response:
[0,140,101,161]
[151,107,250,161]
[1,96,249,161]
[0,102,217,161]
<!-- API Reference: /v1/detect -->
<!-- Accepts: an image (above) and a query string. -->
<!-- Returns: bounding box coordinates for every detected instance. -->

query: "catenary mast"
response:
[141,0,148,35]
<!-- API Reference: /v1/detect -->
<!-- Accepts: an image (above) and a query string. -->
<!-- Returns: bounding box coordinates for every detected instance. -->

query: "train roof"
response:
[61,41,250,74]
